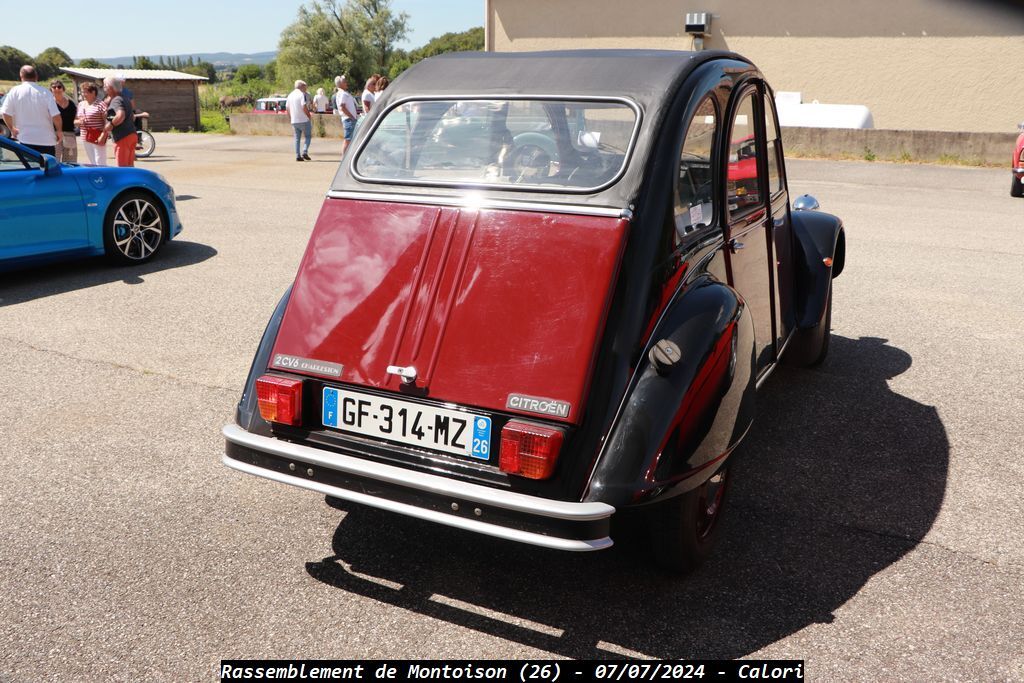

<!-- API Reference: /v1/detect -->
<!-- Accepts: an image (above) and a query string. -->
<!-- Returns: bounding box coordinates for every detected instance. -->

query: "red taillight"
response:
[499,421,564,480]
[256,375,303,425]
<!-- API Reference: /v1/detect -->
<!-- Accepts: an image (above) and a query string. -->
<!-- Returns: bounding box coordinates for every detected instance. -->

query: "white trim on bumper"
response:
[222,423,615,551]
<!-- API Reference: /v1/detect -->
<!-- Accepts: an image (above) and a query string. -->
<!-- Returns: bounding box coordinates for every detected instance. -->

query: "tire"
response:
[783,281,832,367]
[1012,175,1023,198]
[647,464,731,574]
[103,192,166,265]
[136,130,156,158]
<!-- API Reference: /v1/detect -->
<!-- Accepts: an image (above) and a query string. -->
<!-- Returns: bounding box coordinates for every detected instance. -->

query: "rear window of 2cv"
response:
[353,98,640,192]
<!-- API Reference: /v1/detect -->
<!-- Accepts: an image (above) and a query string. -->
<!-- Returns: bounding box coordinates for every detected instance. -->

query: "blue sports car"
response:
[0,135,182,270]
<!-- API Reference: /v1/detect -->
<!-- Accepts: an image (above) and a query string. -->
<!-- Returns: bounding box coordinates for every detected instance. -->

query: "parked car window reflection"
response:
[727,94,762,216]
[675,96,718,242]
[764,94,783,197]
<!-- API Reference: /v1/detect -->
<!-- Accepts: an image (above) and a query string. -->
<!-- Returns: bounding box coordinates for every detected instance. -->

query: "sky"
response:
[2,0,483,59]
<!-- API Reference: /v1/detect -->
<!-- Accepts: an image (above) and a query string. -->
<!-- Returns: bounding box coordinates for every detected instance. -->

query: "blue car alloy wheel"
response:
[104,191,166,264]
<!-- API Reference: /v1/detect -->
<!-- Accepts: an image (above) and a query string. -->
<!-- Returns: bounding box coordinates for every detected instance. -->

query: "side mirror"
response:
[792,194,820,211]
[41,154,62,177]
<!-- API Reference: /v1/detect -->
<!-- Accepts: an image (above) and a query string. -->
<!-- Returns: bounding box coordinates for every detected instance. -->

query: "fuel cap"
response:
[649,340,682,375]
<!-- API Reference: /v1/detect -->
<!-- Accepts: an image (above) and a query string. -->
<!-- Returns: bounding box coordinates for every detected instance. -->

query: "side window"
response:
[0,144,33,172]
[726,93,762,217]
[674,96,718,241]
[764,94,783,196]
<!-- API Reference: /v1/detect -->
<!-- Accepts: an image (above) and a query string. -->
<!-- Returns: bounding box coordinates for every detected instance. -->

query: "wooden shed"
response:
[60,67,208,132]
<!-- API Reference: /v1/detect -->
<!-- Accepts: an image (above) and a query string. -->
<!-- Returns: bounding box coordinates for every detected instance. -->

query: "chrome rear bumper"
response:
[222,423,615,551]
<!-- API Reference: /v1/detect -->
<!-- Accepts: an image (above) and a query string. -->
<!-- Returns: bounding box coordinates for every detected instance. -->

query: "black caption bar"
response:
[219,660,803,683]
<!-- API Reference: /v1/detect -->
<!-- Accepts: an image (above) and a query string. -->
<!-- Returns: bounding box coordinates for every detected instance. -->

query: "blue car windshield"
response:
[353,98,639,192]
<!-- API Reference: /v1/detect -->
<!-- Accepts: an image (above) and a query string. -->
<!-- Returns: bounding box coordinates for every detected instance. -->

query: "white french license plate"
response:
[322,387,492,460]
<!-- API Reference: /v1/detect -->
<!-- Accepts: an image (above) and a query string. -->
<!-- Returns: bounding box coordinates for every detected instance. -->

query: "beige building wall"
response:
[485,0,1024,133]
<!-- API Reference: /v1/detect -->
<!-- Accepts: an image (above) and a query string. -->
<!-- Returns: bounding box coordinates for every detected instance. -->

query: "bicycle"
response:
[133,112,156,158]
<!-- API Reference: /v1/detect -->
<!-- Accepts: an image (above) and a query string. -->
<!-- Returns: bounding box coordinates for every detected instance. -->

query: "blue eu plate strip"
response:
[322,387,339,428]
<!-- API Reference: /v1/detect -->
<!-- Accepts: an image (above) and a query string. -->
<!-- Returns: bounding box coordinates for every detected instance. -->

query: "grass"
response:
[787,147,1000,167]
[199,110,232,134]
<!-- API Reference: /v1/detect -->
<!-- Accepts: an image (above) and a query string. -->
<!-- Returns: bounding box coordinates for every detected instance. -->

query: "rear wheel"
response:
[136,131,156,158]
[648,464,730,574]
[1012,175,1023,198]
[783,281,832,367]
[103,192,166,264]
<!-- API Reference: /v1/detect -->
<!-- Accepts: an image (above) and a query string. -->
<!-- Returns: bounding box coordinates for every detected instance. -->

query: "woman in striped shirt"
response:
[74,82,108,166]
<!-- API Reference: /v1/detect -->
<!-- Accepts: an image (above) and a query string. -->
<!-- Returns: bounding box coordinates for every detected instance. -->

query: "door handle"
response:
[729,239,745,253]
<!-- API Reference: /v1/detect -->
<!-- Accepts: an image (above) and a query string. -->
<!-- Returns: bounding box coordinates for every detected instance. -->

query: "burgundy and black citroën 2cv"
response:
[224,50,846,573]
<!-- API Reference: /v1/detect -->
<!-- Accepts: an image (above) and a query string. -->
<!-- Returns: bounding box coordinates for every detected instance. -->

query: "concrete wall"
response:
[486,0,1024,133]
[229,111,1016,166]
[229,113,346,137]
[782,127,1018,165]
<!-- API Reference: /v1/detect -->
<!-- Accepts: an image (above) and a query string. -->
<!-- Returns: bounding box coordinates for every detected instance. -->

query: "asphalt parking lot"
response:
[1,133,1022,681]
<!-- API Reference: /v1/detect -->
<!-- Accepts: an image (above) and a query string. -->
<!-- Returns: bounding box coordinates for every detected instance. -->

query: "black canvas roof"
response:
[387,50,727,108]
[332,50,754,209]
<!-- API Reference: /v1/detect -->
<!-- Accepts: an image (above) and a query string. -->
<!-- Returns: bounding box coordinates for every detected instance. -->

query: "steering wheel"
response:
[509,144,554,183]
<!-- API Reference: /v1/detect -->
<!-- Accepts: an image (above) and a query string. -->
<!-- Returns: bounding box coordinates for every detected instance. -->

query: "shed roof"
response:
[60,67,208,81]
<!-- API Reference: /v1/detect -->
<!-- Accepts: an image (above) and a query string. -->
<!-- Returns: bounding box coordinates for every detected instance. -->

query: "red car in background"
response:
[1012,122,1024,197]
[252,97,288,114]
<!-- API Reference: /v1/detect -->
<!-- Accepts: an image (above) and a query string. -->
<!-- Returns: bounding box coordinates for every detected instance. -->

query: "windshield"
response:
[353,98,639,192]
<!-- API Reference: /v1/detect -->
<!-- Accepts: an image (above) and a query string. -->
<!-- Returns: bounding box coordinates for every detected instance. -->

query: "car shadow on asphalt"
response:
[306,335,948,660]
[0,240,217,307]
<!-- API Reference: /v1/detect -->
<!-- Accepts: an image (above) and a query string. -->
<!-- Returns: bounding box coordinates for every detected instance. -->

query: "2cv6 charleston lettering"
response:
[223,50,845,572]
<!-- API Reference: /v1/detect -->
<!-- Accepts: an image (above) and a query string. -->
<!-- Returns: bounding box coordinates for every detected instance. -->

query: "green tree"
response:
[409,27,483,63]
[78,57,112,69]
[263,59,278,86]
[182,61,216,82]
[133,55,158,70]
[0,45,32,80]
[276,0,408,87]
[234,64,262,83]
[348,0,409,72]
[35,46,73,79]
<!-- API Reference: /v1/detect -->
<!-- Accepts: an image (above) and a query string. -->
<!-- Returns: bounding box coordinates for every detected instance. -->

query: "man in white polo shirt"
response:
[286,80,312,162]
[0,65,62,156]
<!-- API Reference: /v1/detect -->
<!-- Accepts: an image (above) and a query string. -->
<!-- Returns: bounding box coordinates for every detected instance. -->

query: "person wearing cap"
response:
[286,79,312,161]
[334,75,358,156]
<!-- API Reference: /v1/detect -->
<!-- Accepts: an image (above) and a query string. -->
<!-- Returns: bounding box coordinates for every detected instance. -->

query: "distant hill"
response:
[82,51,277,68]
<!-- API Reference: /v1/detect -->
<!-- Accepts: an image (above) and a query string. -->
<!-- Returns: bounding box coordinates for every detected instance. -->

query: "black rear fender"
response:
[584,276,756,508]
[791,210,845,328]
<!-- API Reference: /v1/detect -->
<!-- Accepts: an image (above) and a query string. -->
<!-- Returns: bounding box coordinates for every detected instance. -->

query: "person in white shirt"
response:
[313,87,329,113]
[286,80,312,161]
[0,65,62,156]
[361,76,378,115]
[333,75,359,155]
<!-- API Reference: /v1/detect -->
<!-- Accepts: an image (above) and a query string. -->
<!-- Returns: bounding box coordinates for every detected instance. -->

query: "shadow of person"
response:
[306,335,948,659]
[0,241,218,307]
